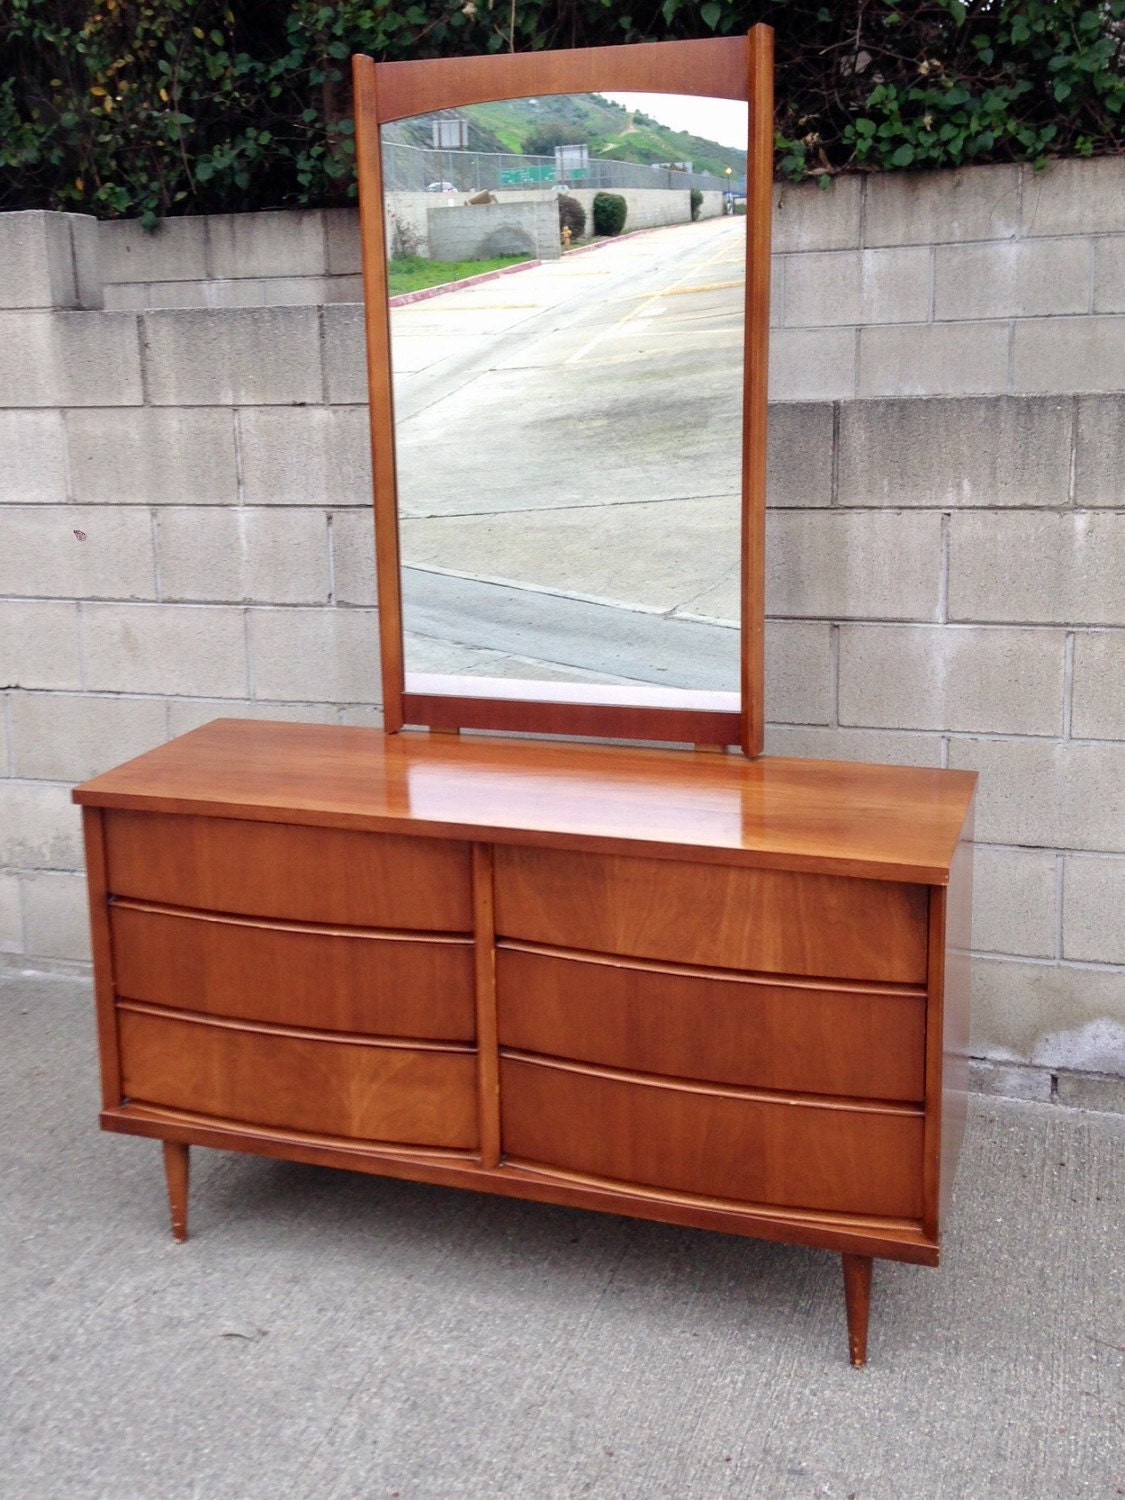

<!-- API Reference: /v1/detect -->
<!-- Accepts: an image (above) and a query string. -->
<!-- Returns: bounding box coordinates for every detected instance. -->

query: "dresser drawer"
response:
[118,1005,478,1148]
[103,811,472,931]
[495,945,925,1102]
[111,903,476,1041]
[500,1055,923,1220]
[493,847,929,984]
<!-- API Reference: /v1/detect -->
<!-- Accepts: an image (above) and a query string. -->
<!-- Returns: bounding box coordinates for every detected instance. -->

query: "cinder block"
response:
[255,277,338,307]
[838,624,1065,735]
[0,602,82,689]
[768,327,856,401]
[325,209,362,276]
[21,872,92,962]
[1013,315,1125,395]
[865,163,1020,247]
[0,781,83,869]
[331,510,378,606]
[143,307,322,405]
[1064,854,1125,964]
[762,724,943,766]
[934,239,1091,320]
[1054,1070,1125,1112]
[0,211,84,309]
[1,507,155,601]
[82,602,248,696]
[207,210,328,280]
[66,407,238,506]
[322,304,367,404]
[1094,237,1125,314]
[1023,156,1125,237]
[771,176,862,254]
[338,705,385,729]
[766,402,833,507]
[968,1058,1054,1103]
[0,311,142,407]
[248,606,380,703]
[238,406,372,507]
[948,736,1125,851]
[98,217,209,284]
[157,508,330,604]
[0,872,20,953]
[858,321,1009,398]
[166,698,339,737]
[970,955,1125,1071]
[766,511,942,621]
[1075,396,1125,508]
[323,276,365,305]
[0,411,68,503]
[763,620,832,725]
[70,214,103,310]
[972,845,1057,959]
[782,247,929,327]
[949,512,1125,626]
[838,395,1071,508]
[1072,630,1125,739]
[8,692,166,781]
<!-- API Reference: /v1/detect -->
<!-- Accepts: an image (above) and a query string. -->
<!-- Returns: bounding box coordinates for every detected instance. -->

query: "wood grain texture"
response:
[81,807,122,1108]
[741,22,772,757]
[472,845,501,1169]
[103,807,473,929]
[499,1054,925,1219]
[842,1254,873,1367]
[105,1103,939,1264]
[74,719,978,884]
[162,1140,189,1243]
[495,944,926,1101]
[401,679,741,746]
[118,1004,479,1148]
[493,846,929,983]
[354,51,405,732]
[110,903,476,1041]
[368,35,752,123]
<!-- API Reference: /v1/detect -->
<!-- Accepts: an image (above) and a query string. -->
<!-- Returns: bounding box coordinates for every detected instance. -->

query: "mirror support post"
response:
[740,23,773,759]
[354,53,407,733]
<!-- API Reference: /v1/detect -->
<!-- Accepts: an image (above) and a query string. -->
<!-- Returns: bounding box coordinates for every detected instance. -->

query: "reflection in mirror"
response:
[381,93,749,698]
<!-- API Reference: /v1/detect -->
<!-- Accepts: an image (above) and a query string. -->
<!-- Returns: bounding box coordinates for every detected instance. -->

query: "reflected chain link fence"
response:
[381,138,730,194]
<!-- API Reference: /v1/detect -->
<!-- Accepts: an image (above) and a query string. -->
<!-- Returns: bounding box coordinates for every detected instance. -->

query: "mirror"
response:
[353,35,771,750]
[384,92,748,702]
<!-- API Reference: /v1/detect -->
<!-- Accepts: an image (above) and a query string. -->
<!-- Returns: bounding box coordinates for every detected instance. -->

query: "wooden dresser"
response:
[75,717,975,1364]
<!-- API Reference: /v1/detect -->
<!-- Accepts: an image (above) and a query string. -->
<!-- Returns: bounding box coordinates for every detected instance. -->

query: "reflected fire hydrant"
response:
[560,224,572,250]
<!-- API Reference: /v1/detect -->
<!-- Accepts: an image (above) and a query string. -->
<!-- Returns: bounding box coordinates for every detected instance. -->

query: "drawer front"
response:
[496,946,925,1102]
[119,1006,478,1148]
[493,847,928,984]
[104,811,473,931]
[111,904,476,1041]
[500,1055,923,1220]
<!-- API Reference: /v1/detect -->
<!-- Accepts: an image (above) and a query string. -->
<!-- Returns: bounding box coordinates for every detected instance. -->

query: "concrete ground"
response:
[391,219,746,686]
[2,966,1123,1499]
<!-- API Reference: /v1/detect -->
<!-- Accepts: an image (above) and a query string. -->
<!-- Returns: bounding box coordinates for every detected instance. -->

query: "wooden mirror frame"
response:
[353,27,773,756]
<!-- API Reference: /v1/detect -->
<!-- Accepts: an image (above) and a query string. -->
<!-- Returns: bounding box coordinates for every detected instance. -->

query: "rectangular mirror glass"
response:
[381,92,749,700]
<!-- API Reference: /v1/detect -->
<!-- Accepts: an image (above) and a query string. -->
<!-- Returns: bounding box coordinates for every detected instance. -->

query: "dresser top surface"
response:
[74,719,976,882]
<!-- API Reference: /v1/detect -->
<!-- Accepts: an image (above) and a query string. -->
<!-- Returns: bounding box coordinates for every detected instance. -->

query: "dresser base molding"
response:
[76,720,975,1366]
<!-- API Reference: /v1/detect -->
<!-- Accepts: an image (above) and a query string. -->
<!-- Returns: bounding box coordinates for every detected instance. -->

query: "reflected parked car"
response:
[426,181,456,192]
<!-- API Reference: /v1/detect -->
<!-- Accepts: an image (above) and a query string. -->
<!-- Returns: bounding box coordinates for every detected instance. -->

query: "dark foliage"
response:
[1,1,1122,222]
[556,190,586,238]
[592,189,627,234]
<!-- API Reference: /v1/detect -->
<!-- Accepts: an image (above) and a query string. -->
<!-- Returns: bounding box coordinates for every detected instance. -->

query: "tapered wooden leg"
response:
[841,1253,873,1367]
[162,1141,190,1243]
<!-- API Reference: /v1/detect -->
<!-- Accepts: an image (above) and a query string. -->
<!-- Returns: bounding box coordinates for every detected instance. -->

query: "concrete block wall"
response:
[427,200,562,263]
[2,161,1125,1105]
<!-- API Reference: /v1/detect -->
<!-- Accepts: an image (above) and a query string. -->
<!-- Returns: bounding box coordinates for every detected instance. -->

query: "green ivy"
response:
[1,0,1122,220]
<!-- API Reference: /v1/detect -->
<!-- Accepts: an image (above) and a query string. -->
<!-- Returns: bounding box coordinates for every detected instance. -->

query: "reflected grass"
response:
[388,255,532,296]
